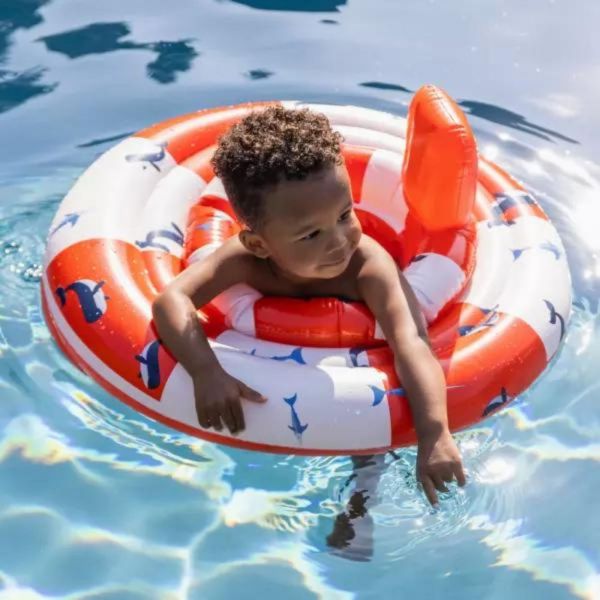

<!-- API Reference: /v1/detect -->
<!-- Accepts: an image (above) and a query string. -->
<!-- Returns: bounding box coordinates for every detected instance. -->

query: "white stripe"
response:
[138,166,206,258]
[335,125,404,153]
[360,149,408,233]
[216,329,357,367]
[286,102,407,139]
[201,176,229,201]
[45,137,177,267]
[462,217,571,359]
[404,254,466,323]
[186,242,222,265]
[160,356,392,450]
[211,284,262,336]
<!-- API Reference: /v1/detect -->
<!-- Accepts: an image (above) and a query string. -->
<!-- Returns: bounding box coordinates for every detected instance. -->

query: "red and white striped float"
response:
[42,86,571,455]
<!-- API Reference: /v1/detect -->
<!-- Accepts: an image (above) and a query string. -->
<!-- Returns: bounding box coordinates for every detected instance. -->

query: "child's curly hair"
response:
[211,106,343,229]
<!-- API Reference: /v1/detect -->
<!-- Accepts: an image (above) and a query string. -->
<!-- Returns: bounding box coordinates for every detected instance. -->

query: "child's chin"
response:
[319,259,349,276]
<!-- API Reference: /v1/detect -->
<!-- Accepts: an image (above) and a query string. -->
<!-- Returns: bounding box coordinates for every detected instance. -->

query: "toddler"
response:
[153,107,465,519]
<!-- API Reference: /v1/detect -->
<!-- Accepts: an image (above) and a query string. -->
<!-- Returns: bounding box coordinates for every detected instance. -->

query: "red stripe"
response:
[184,205,240,260]
[355,208,404,265]
[142,250,182,294]
[197,195,237,221]
[479,156,525,193]
[46,240,165,400]
[180,144,217,183]
[254,297,377,348]
[343,145,375,203]
[400,214,476,275]
[136,102,280,164]
[472,187,497,223]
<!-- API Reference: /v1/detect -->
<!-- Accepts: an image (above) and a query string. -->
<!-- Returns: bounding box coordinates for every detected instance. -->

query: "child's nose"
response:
[326,230,347,253]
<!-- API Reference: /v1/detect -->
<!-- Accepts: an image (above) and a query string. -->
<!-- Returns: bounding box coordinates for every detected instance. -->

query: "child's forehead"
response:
[265,164,349,204]
[262,164,352,229]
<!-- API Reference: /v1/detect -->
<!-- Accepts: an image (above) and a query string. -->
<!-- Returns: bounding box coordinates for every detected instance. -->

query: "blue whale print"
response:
[483,387,510,417]
[543,299,566,341]
[135,340,162,389]
[135,222,184,252]
[125,141,168,171]
[349,345,370,367]
[458,305,499,337]
[49,212,80,238]
[249,347,306,365]
[511,241,562,262]
[370,384,465,407]
[270,347,306,365]
[55,279,108,323]
[487,191,538,227]
[284,394,308,441]
[494,191,539,212]
[487,217,517,229]
[368,385,405,407]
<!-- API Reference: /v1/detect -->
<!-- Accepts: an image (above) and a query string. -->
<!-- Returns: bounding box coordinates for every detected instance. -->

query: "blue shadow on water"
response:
[77,132,134,149]
[0,68,57,114]
[0,0,49,60]
[0,0,55,115]
[226,0,346,11]
[459,100,579,144]
[38,22,199,85]
[360,81,414,93]
[244,69,274,80]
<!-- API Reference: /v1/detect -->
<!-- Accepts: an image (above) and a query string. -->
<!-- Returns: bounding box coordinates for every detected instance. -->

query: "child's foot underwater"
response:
[326,489,375,562]
[326,454,386,561]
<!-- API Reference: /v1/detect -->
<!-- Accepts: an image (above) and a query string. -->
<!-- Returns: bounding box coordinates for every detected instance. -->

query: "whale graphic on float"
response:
[55,279,108,323]
[135,340,162,390]
[125,141,168,171]
[283,394,308,441]
[135,222,184,252]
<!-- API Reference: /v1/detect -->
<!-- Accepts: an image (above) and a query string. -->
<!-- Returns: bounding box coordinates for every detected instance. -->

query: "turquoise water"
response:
[1,1,600,598]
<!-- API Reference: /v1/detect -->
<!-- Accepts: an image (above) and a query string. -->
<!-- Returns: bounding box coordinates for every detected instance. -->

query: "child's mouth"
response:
[322,255,348,268]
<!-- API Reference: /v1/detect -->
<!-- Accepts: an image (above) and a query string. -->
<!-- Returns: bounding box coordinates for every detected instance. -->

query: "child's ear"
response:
[239,230,270,259]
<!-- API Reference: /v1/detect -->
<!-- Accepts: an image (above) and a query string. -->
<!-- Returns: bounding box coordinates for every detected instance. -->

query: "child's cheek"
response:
[351,223,362,249]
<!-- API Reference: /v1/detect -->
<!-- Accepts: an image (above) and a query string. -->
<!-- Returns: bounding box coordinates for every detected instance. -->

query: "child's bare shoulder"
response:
[207,235,259,277]
[353,234,397,275]
[183,235,259,290]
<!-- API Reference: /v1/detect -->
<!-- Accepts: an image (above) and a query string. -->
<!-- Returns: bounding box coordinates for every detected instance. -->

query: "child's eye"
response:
[338,210,352,222]
[300,230,320,241]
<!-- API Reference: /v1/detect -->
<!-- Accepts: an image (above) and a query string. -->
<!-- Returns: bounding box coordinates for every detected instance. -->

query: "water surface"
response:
[0,1,599,598]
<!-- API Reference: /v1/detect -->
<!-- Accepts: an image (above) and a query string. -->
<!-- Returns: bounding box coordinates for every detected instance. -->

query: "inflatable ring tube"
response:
[42,88,572,455]
[184,166,476,346]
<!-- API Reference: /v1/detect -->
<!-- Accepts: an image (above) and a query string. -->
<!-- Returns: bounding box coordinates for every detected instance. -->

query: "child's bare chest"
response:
[245,256,363,303]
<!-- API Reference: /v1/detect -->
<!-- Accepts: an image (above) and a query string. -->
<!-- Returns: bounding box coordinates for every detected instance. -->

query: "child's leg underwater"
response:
[326,453,387,561]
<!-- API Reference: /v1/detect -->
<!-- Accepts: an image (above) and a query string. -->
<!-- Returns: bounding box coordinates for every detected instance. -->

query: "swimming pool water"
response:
[1,1,599,598]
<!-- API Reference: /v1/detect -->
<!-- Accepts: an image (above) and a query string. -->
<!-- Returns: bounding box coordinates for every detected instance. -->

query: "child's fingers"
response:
[240,382,267,403]
[208,405,223,431]
[195,401,211,429]
[222,403,238,434]
[455,463,467,486]
[431,474,450,494]
[230,396,245,433]
[419,474,439,507]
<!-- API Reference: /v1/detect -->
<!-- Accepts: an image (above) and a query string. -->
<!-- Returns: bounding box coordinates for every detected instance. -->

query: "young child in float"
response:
[152,106,465,554]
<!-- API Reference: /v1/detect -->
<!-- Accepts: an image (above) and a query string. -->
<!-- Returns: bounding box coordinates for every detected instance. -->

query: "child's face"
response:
[243,163,362,281]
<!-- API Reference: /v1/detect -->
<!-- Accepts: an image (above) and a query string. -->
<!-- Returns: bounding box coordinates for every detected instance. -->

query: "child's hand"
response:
[416,428,466,507]
[192,368,267,435]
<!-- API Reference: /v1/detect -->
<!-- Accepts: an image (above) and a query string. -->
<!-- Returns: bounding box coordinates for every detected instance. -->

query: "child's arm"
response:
[152,239,266,435]
[356,238,465,506]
